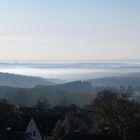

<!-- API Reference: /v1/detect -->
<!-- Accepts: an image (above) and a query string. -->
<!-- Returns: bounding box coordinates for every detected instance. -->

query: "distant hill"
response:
[2,72,140,106]
[88,73,140,87]
[0,72,58,88]
[31,81,94,106]
[55,81,93,93]
[0,81,95,106]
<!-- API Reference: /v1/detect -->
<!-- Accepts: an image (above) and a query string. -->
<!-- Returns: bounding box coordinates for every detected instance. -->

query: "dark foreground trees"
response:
[0,99,22,130]
[87,90,140,139]
[0,89,139,140]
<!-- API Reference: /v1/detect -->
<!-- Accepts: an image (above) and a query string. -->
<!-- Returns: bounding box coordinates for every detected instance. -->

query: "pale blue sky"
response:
[0,0,139,60]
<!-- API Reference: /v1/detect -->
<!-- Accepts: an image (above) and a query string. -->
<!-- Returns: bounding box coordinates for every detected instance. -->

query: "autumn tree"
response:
[88,90,140,139]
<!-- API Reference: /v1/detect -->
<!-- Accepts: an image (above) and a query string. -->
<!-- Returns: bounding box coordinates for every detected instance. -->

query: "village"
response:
[0,90,139,140]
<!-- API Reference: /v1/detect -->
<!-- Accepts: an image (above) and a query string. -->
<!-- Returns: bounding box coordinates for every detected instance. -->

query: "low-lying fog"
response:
[0,60,140,81]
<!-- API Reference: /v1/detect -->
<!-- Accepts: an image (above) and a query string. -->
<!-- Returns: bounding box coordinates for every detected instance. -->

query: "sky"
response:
[0,0,140,61]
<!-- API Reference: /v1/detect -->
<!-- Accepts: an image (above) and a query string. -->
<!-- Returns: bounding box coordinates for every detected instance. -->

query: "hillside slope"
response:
[89,73,140,87]
[0,72,55,88]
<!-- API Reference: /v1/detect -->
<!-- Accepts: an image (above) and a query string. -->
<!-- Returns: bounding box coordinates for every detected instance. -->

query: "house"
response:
[25,118,44,140]
[25,115,59,140]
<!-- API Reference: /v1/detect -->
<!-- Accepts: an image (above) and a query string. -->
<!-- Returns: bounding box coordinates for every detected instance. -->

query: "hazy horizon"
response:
[0,0,139,80]
[0,60,139,81]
